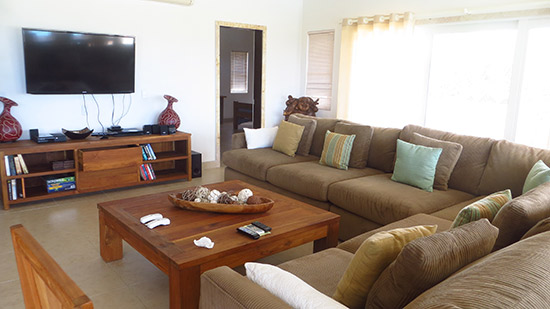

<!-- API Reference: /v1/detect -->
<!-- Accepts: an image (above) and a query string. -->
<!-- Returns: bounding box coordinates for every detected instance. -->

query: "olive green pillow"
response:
[333,225,437,308]
[272,121,305,157]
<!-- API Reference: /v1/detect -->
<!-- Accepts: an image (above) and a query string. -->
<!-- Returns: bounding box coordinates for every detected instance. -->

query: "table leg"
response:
[169,263,200,309]
[99,210,123,262]
[313,220,339,252]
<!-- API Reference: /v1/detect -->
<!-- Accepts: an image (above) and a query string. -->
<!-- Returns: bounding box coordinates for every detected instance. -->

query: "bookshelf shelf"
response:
[0,132,192,209]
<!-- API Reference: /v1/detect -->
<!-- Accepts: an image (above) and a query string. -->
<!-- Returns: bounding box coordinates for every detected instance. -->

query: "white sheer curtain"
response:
[337,12,426,128]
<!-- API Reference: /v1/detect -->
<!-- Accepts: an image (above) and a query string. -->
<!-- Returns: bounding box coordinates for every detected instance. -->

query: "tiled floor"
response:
[0,166,312,308]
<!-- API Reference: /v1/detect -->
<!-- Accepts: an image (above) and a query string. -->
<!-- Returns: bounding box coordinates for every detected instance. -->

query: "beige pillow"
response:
[521,217,550,240]
[492,181,550,250]
[411,133,463,190]
[333,225,437,308]
[272,121,305,157]
[366,219,498,308]
[334,122,374,169]
[288,114,317,156]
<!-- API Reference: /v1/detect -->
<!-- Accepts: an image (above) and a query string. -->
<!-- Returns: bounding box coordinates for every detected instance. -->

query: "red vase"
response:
[0,97,22,142]
[158,94,181,129]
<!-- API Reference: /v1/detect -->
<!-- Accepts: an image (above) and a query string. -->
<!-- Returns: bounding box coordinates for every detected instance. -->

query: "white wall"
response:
[301,0,550,119]
[0,0,304,162]
[220,27,254,120]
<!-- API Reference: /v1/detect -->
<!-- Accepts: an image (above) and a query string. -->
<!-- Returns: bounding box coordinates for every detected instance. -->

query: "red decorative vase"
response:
[0,97,22,142]
[158,94,181,129]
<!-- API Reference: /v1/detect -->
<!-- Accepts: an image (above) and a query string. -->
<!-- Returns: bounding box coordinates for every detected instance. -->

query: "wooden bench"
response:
[233,101,253,132]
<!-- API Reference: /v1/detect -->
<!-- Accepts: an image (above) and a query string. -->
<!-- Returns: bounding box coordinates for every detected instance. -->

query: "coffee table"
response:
[98,180,340,309]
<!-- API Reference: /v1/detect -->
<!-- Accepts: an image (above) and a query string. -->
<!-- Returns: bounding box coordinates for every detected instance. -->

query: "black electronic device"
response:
[92,128,143,137]
[151,124,176,135]
[237,221,272,240]
[191,151,202,178]
[108,125,122,132]
[30,129,67,143]
[142,125,152,135]
[22,28,135,94]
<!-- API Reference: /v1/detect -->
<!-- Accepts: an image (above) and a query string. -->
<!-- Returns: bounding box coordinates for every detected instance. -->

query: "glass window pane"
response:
[306,31,334,110]
[231,51,248,94]
[515,26,550,148]
[425,29,517,139]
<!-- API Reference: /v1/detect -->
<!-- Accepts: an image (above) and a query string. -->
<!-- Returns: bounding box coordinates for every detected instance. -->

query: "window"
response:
[231,51,248,93]
[306,31,334,110]
[424,26,517,139]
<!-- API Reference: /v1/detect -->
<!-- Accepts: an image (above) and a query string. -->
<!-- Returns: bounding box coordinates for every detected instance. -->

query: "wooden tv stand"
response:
[0,132,191,210]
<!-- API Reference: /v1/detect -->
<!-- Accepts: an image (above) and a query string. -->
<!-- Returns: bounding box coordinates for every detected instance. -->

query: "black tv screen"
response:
[22,28,135,94]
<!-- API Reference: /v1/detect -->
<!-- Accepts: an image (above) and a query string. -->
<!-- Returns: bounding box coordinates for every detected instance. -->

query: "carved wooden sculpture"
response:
[283,95,319,120]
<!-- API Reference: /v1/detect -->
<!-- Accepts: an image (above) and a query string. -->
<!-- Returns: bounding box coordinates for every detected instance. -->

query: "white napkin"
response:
[194,236,214,249]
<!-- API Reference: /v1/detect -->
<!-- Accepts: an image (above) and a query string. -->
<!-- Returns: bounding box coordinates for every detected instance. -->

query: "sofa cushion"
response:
[278,248,353,297]
[334,122,373,169]
[478,140,550,197]
[523,160,550,194]
[243,126,278,149]
[222,148,316,181]
[291,114,339,157]
[366,219,498,308]
[333,225,437,308]
[430,196,486,222]
[244,262,346,309]
[272,121,305,157]
[319,130,356,170]
[451,189,512,228]
[492,181,550,250]
[367,127,401,172]
[337,214,452,254]
[411,133,463,190]
[405,231,550,309]
[288,114,317,156]
[391,139,443,192]
[266,161,381,201]
[400,124,495,195]
[328,174,475,225]
[521,217,550,240]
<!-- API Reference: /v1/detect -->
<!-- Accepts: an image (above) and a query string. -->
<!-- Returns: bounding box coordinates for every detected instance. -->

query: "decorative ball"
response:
[180,189,196,201]
[218,192,238,204]
[208,189,221,203]
[238,189,253,203]
[246,196,263,204]
[194,186,210,199]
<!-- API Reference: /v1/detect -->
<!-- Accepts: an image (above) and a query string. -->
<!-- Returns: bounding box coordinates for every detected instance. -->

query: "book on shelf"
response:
[14,156,22,175]
[141,147,148,161]
[139,164,148,180]
[139,163,156,180]
[4,156,11,177]
[10,179,17,200]
[146,144,157,160]
[141,144,157,161]
[8,155,16,176]
[17,154,29,174]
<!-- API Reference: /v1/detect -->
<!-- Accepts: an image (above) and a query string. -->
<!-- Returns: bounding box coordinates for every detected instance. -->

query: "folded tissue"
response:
[194,236,215,249]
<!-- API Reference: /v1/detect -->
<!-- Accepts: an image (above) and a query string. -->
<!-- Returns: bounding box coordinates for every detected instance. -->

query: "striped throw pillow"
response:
[451,189,512,228]
[319,130,356,170]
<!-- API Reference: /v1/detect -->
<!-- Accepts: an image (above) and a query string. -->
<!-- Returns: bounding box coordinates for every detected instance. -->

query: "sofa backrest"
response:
[292,114,339,157]
[478,140,550,197]
[367,127,401,173]
[400,125,495,195]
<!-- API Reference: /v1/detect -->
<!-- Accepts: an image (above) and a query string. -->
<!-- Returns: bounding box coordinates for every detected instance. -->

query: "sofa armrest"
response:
[199,266,292,309]
[232,132,247,149]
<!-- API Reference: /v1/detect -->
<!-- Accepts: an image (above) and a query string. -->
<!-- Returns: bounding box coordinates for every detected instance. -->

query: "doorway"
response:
[216,22,266,164]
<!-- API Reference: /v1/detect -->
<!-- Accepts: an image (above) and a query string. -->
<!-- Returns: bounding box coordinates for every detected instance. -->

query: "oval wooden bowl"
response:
[168,193,274,214]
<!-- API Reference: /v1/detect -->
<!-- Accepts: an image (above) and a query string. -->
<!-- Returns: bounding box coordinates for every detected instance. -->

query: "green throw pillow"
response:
[272,121,305,157]
[391,139,442,192]
[523,160,550,194]
[319,130,356,170]
[451,189,512,228]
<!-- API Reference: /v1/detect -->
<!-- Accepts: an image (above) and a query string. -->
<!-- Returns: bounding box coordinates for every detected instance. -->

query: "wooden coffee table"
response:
[98,180,340,309]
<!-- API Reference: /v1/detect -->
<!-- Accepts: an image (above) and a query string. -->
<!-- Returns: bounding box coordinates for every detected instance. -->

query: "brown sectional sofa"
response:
[223,115,550,240]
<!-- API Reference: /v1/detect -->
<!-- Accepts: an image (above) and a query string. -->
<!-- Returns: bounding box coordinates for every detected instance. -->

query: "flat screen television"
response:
[22,28,135,94]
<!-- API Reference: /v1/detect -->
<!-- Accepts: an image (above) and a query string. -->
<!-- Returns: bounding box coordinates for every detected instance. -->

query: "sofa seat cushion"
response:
[337,213,453,254]
[266,161,382,201]
[222,148,316,181]
[405,231,550,309]
[328,174,475,226]
[278,248,353,297]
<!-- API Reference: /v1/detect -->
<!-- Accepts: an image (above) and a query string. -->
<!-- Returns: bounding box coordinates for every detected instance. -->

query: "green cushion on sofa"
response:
[523,160,550,194]
[272,121,305,157]
[391,139,443,192]
[451,189,512,228]
[319,131,356,170]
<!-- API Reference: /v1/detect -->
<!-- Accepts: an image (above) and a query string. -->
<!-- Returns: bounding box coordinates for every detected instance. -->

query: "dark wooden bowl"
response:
[62,127,94,140]
[168,193,274,214]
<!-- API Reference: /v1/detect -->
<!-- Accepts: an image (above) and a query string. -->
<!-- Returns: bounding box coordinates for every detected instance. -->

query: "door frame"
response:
[215,21,266,165]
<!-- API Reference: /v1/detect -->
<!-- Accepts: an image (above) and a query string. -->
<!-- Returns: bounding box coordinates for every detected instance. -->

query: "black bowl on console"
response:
[62,128,94,140]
